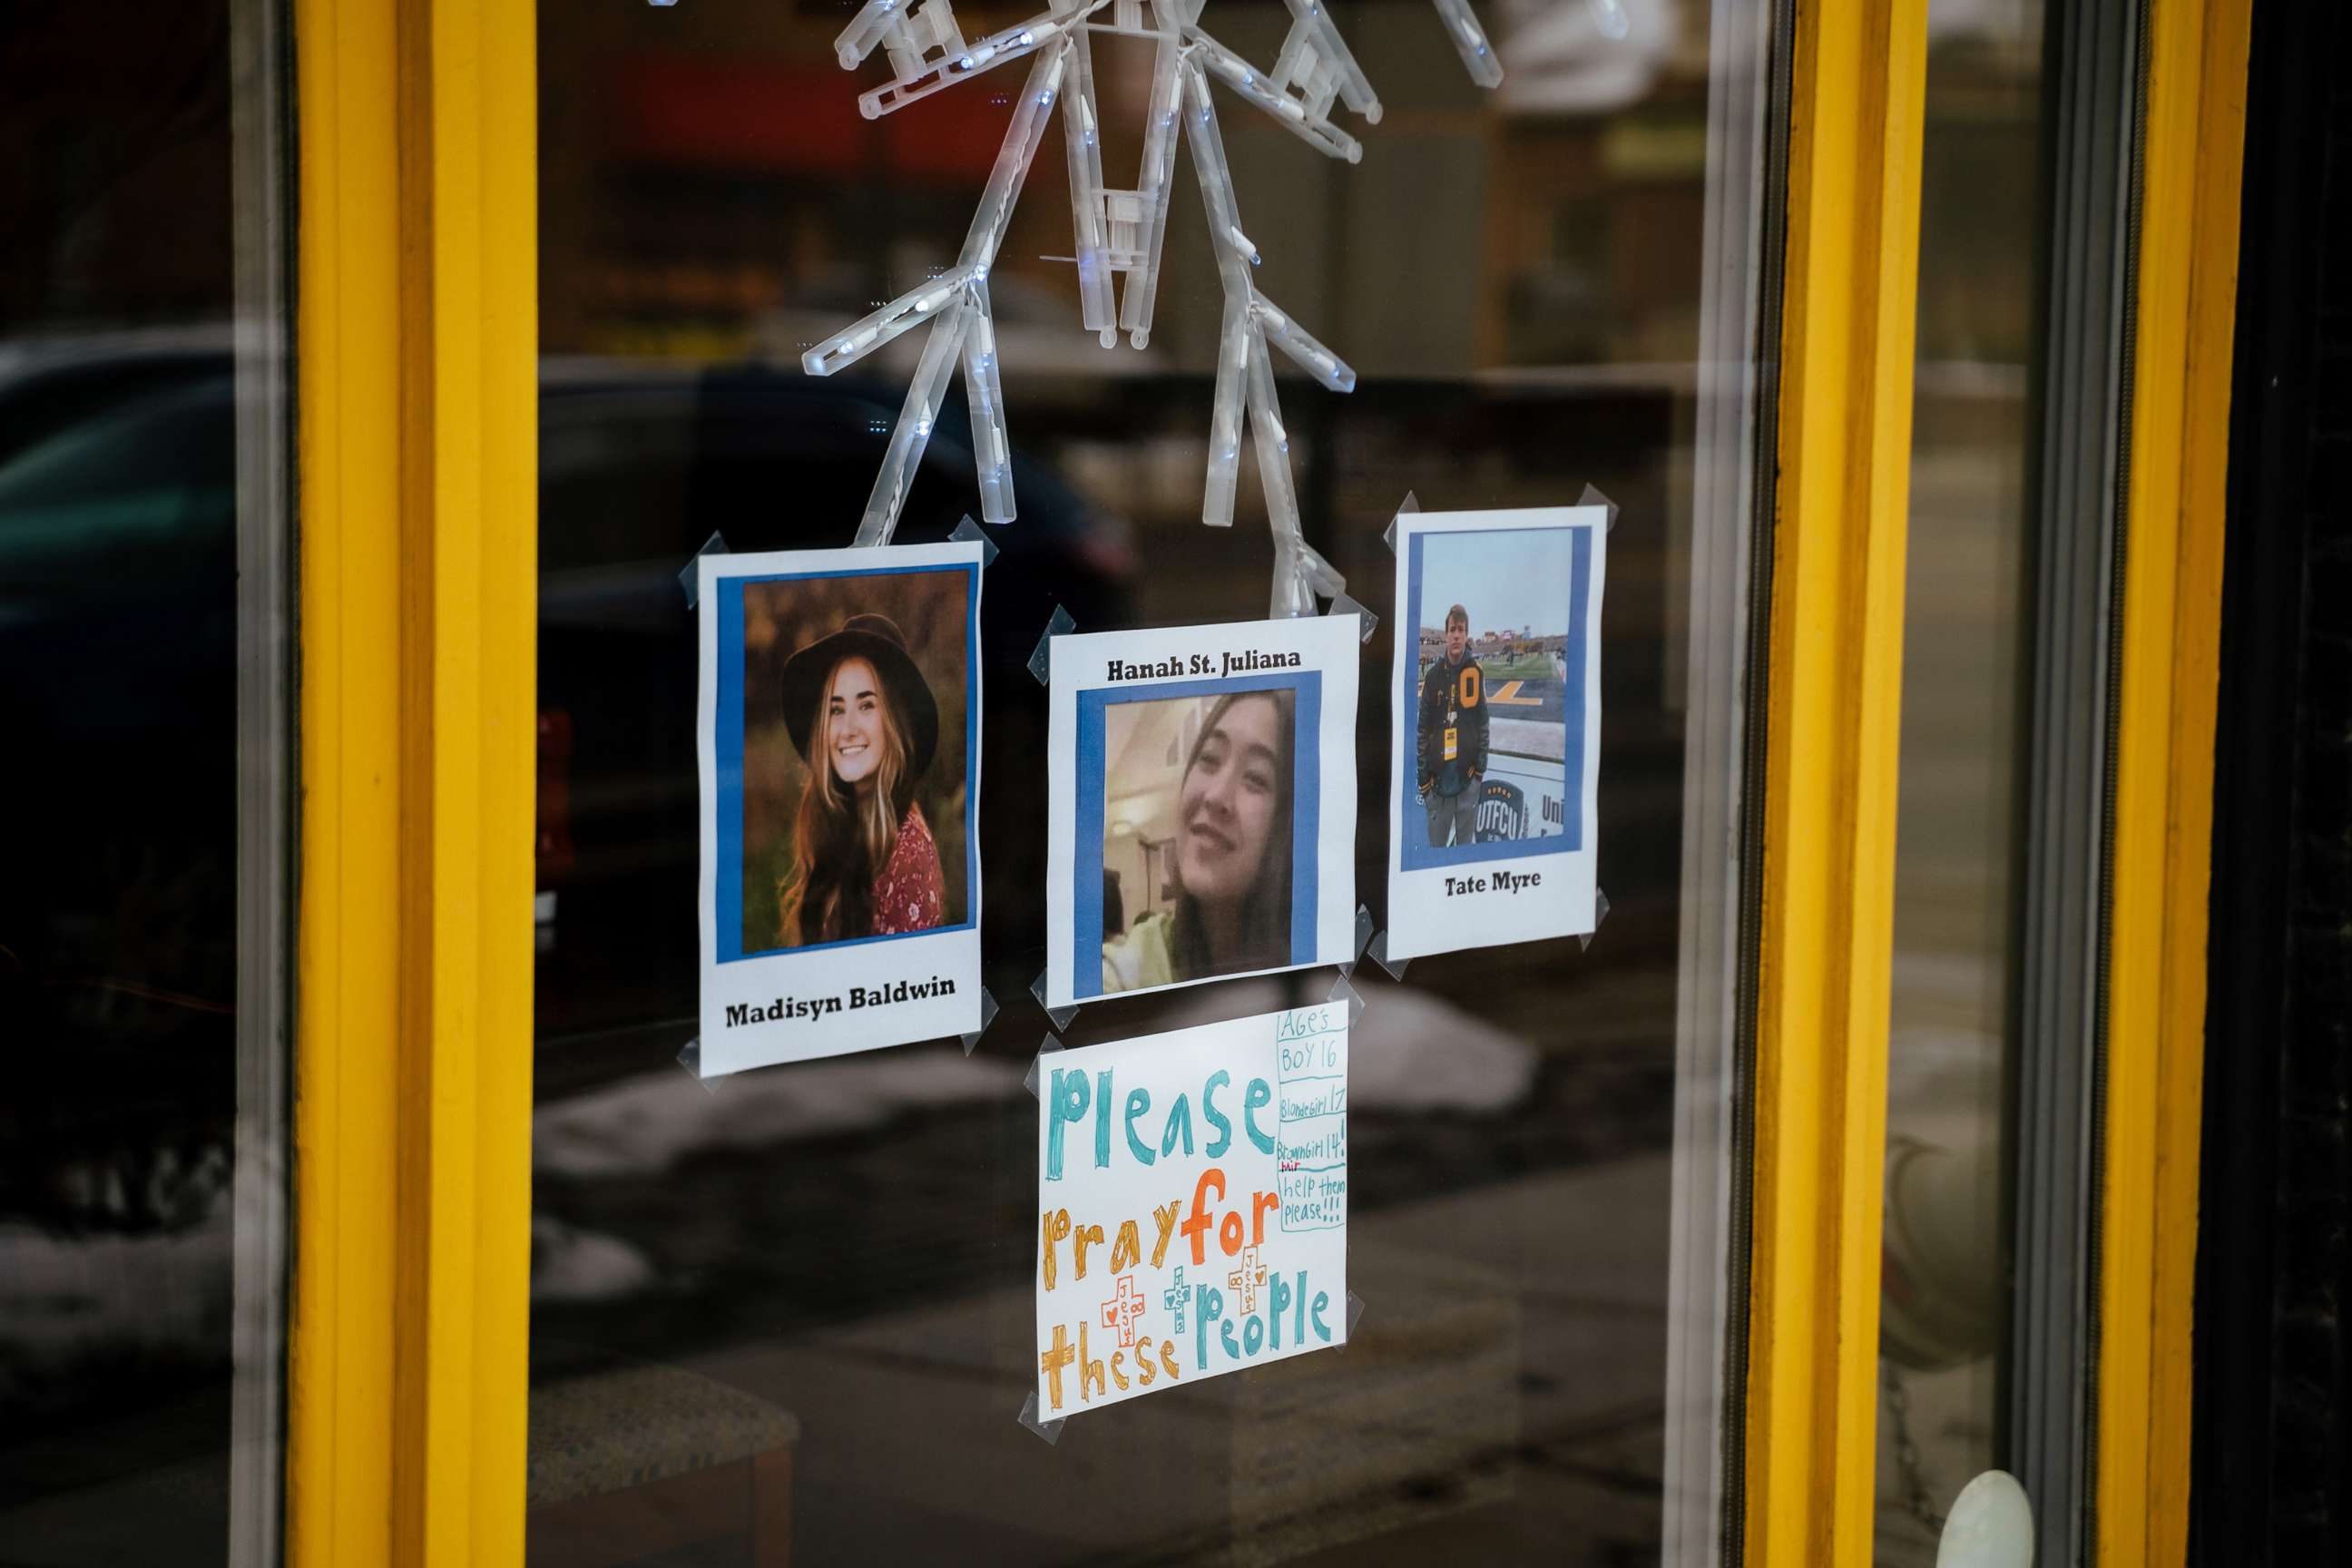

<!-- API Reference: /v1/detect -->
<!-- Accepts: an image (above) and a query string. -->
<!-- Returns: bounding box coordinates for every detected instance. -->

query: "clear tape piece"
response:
[1381,489,1421,555]
[677,531,730,608]
[959,986,1002,1056]
[947,514,1001,568]
[1029,604,1076,685]
[1366,928,1409,982]
[1328,591,1377,642]
[1352,904,1375,964]
[1029,968,1080,1030]
[1326,972,1366,1026]
[1577,480,1622,534]
[1022,1032,1067,1099]
[674,1038,722,1095]
[1017,1388,1067,1446]
[1580,887,1612,953]
[1346,1289,1367,1337]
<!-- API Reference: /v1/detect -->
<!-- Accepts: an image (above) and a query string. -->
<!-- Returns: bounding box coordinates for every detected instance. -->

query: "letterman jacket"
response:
[1416,652,1489,796]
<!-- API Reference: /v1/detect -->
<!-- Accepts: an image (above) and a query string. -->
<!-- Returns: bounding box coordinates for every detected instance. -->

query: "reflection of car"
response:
[0,339,241,1253]
[0,340,1130,1250]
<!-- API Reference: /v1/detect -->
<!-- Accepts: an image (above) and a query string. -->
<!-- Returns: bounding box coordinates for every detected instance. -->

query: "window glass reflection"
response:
[531,4,1768,1562]
[0,3,288,1561]
[1879,0,2047,1557]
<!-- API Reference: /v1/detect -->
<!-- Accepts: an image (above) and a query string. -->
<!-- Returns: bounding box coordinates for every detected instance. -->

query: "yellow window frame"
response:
[272,0,2248,1561]
[2100,0,2249,1563]
[289,0,537,1563]
[1743,0,2250,1563]
[1742,1,1928,1561]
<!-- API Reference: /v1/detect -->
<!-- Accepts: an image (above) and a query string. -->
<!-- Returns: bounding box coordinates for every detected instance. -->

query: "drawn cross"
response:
[1161,1266,1189,1332]
[1228,1247,1267,1315]
[1100,1273,1148,1348]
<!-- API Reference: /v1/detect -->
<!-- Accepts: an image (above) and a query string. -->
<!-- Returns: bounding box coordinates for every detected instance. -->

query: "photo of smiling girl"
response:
[774,613,946,946]
[1099,688,1298,991]
[1165,689,1296,983]
[698,544,982,1075]
[730,568,973,962]
[1045,612,1355,1011]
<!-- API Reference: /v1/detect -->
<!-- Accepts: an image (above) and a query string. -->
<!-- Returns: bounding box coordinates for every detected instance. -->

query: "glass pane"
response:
[531,3,1777,1562]
[0,1,293,1563]
[1878,1,2049,1557]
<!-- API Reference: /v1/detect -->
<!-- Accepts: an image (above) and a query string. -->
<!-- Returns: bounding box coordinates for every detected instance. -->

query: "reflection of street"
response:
[529,956,1682,1561]
[1876,388,2034,1559]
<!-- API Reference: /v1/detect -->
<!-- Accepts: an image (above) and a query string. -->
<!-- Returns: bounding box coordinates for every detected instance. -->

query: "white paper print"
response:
[1034,1004,1349,1419]
[1385,505,1604,962]
[695,542,985,1075]
[1044,614,1360,1010]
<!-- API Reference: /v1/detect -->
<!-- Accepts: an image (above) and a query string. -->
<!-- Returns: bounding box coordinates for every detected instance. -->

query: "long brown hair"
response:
[1168,689,1296,981]
[778,657,916,945]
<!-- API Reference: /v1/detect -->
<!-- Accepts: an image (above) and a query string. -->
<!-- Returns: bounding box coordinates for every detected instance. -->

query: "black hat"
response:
[777,613,941,782]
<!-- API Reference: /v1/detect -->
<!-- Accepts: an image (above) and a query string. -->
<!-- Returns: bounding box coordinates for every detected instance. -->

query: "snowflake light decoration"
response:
[805,0,1504,613]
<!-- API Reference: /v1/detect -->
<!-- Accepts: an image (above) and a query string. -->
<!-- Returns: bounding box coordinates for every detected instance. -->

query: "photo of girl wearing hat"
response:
[775,613,946,946]
[698,544,983,1075]
[730,567,973,960]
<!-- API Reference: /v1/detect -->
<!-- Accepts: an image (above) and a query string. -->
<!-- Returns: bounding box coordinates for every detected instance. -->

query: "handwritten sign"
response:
[1035,1006,1350,1418]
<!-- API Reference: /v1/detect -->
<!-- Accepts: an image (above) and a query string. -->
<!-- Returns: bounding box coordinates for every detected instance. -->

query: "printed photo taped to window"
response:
[1044,615,1360,1010]
[696,542,985,1075]
[1385,506,1604,962]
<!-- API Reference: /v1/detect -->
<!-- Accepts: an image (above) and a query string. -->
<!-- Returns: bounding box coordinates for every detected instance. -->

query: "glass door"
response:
[524,1,1781,1563]
[1877,0,2154,1559]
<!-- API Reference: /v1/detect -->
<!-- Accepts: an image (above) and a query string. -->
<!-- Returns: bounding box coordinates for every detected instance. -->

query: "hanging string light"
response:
[803,0,1503,611]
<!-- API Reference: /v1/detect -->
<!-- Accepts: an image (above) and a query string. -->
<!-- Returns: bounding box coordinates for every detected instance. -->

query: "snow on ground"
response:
[534,985,1537,1186]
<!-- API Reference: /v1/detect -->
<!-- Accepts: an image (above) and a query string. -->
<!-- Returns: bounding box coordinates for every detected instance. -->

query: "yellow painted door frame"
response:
[269,0,2248,1560]
[2100,0,2249,1563]
[1743,0,2251,1562]
[1741,0,1928,1562]
[289,0,537,1563]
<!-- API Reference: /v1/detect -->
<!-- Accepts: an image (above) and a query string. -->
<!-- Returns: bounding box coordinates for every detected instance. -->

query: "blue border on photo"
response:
[1398,524,1592,874]
[716,563,982,963]
[1073,672,1323,999]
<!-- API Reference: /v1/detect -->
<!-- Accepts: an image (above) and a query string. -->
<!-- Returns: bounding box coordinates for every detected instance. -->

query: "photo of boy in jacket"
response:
[1417,603,1488,848]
